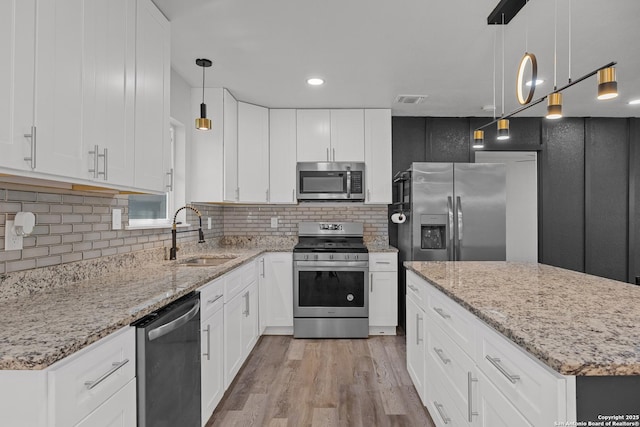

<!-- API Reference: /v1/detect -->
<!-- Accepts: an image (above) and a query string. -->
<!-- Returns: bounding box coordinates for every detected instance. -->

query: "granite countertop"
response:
[404,261,640,376]
[0,245,293,370]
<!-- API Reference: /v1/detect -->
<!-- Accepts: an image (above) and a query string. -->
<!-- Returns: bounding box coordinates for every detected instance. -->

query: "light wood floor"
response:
[206,335,435,427]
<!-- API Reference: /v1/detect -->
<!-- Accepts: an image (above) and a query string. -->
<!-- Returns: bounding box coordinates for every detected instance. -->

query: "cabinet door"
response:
[201,308,224,426]
[223,290,244,388]
[330,109,365,161]
[223,89,239,202]
[241,281,259,357]
[364,109,392,204]
[82,0,135,186]
[75,379,136,427]
[262,253,294,329]
[0,0,35,172]
[238,102,269,202]
[369,271,397,327]
[406,296,426,403]
[269,109,297,203]
[296,109,330,162]
[477,371,533,427]
[33,0,85,179]
[134,0,170,192]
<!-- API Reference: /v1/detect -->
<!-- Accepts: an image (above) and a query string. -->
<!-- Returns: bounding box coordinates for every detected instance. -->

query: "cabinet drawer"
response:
[200,277,224,319]
[224,268,244,302]
[241,259,258,287]
[476,321,564,426]
[426,322,477,424]
[424,356,470,427]
[48,327,135,427]
[369,253,398,272]
[426,286,476,357]
[406,270,426,309]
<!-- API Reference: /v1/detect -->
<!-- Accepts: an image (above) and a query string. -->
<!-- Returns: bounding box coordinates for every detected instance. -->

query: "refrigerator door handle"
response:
[457,196,463,260]
[447,196,454,260]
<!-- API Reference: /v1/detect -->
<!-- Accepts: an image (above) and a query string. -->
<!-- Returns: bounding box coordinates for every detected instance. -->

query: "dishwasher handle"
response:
[148,299,200,341]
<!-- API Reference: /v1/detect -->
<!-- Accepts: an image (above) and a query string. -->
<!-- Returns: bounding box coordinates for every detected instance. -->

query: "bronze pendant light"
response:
[195,58,213,131]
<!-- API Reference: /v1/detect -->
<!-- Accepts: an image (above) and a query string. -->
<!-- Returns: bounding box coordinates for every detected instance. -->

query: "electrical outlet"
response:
[271,217,278,228]
[112,209,122,230]
[208,217,212,230]
[4,220,23,251]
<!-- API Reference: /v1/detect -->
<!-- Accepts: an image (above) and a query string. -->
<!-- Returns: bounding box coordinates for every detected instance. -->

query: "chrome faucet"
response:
[170,205,205,260]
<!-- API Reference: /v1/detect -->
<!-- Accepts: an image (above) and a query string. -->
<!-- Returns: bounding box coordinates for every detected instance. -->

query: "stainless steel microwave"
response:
[296,162,365,201]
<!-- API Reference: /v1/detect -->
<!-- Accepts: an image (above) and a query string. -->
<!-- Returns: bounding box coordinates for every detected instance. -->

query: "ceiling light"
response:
[597,67,618,100]
[525,79,544,87]
[195,58,212,131]
[473,130,485,149]
[306,78,324,86]
[629,99,640,105]
[497,119,510,140]
[394,95,428,104]
[546,92,563,119]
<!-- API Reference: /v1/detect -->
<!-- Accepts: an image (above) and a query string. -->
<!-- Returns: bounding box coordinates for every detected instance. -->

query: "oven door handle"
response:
[148,300,200,341]
[346,166,352,199]
[295,261,369,268]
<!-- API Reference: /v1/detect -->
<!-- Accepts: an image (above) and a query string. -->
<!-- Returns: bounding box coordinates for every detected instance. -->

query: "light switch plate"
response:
[270,217,278,228]
[112,209,122,230]
[5,220,23,251]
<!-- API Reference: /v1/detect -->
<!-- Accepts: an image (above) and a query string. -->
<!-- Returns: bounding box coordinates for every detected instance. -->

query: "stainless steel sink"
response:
[179,256,237,267]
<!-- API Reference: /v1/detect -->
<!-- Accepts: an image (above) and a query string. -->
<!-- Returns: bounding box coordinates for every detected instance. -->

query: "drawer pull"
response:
[434,401,451,424]
[468,372,478,421]
[485,355,521,383]
[207,294,223,305]
[407,284,419,292]
[416,313,423,345]
[433,307,451,319]
[433,347,450,364]
[202,324,211,360]
[84,359,129,390]
[375,261,391,264]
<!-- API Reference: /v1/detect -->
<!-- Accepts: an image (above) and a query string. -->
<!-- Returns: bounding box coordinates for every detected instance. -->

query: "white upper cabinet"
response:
[296,109,365,162]
[330,109,365,161]
[82,0,136,187]
[0,0,35,172]
[33,0,86,179]
[134,0,170,192]
[223,90,239,202]
[364,109,392,204]
[269,109,297,203]
[238,102,269,203]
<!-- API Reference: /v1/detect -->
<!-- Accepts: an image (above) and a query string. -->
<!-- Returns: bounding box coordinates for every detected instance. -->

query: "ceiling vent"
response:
[394,95,428,104]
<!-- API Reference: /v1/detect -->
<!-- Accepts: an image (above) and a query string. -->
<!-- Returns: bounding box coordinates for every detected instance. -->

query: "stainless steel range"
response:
[293,222,369,338]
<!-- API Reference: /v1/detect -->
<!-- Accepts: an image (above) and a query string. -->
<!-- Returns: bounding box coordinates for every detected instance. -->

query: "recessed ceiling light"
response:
[628,99,640,105]
[306,78,324,86]
[525,79,544,87]
[394,95,428,104]
[482,104,496,111]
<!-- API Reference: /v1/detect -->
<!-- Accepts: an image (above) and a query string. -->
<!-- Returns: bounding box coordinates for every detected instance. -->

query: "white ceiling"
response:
[154,0,640,118]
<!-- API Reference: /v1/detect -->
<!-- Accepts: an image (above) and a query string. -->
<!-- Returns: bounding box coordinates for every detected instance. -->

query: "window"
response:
[128,124,177,228]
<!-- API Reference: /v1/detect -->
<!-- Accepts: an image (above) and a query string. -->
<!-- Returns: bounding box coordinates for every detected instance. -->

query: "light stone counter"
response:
[0,243,294,370]
[404,261,640,376]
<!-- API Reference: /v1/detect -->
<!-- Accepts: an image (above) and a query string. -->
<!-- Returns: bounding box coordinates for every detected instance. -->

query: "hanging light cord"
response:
[501,13,505,117]
[568,0,572,83]
[493,28,497,120]
[201,64,206,103]
[525,0,528,52]
[553,0,558,90]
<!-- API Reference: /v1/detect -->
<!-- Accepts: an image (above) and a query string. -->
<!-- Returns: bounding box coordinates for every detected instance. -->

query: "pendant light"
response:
[597,67,618,100]
[195,58,213,131]
[547,92,563,119]
[473,130,485,148]
[546,0,563,120]
[497,13,510,140]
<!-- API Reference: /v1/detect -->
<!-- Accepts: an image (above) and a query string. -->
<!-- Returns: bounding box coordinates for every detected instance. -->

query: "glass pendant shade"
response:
[473,130,485,148]
[597,67,618,100]
[546,92,563,119]
[497,119,510,140]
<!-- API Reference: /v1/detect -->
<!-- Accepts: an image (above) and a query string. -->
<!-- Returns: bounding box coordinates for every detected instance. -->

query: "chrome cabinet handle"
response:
[407,284,418,292]
[166,168,174,191]
[433,347,450,364]
[89,144,99,178]
[376,261,391,264]
[261,258,265,278]
[416,313,423,345]
[367,189,371,201]
[266,189,269,202]
[468,372,478,421]
[346,166,352,198]
[447,196,454,260]
[236,187,239,201]
[243,291,250,316]
[84,359,129,390]
[24,126,36,169]
[485,355,521,383]
[292,188,295,201]
[332,148,335,161]
[207,294,223,305]
[148,300,200,341]
[98,147,108,180]
[457,196,463,260]
[202,324,211,360]
[434,401,451,424]
[326,147,329,161]
[370,273,373,293]
[433,307,451,319]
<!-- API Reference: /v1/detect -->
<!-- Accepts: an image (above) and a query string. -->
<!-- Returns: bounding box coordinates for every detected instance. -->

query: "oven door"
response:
[294,260,369,317]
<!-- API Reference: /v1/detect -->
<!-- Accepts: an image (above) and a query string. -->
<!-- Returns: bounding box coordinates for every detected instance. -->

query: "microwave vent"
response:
[394,94,428,104]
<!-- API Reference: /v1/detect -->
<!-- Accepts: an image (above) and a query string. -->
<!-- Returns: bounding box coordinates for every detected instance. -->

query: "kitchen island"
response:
[404,261,640,426]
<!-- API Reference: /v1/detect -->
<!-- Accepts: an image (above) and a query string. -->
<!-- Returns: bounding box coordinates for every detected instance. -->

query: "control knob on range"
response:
[314,254,319,261]
[304,254,309,261]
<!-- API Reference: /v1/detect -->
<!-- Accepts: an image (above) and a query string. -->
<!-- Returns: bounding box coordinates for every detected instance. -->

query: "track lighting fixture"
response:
[546,92,563,119]
[497,119,510,140]
[597,67,618,100]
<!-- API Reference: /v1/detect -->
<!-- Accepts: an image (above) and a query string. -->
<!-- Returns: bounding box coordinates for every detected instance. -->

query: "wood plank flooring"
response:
[206,335,435,427]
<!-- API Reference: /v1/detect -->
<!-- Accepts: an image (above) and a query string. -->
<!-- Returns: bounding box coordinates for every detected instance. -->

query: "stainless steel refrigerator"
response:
[395,162,506,326]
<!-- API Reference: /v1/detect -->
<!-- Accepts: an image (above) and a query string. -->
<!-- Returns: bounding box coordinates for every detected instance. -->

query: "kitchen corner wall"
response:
[0,184,389,275]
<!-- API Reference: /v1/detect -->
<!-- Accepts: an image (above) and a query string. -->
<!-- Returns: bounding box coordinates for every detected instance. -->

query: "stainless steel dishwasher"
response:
[132,291,201,427]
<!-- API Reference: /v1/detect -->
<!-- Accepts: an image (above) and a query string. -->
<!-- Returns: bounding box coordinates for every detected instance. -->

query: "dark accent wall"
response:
[630,118,640,284]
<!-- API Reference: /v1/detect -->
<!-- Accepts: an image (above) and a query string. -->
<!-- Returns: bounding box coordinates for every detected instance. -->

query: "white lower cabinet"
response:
[369,252,398,335]
[75,378,137,427]
[408,271,569,427]
[258,253,294,334]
